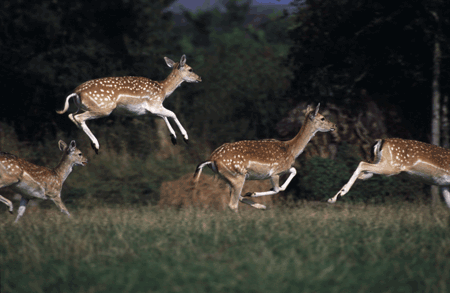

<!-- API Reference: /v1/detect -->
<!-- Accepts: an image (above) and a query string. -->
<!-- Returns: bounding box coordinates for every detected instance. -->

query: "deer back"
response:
[211,139,293,176]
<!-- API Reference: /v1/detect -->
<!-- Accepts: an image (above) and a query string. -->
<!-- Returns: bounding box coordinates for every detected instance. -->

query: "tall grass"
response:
[1,203,449,293]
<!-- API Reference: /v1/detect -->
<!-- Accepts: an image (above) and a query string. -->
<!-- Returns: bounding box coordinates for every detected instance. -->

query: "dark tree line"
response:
[1,0,450,149]
[0,0,177,140]
[289,0,450,142]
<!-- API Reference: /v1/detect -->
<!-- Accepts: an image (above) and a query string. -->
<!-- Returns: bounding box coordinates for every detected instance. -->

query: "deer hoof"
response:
[183,137,189,144]
[243,192,254,197]
[91,143,99,154]
[170,135,177,145]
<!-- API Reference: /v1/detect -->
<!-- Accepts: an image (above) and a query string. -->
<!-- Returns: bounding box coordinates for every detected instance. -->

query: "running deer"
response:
[57,55,201,153]
[193,104,336,212]
[0,140,88,222]
[328,138,450,208]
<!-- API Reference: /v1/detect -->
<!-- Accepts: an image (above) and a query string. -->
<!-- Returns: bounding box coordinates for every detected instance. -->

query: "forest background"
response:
[1,0,450,208]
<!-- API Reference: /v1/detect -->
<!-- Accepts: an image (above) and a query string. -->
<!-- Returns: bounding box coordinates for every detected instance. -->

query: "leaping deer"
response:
[328,138,450,208]
[193,104,336,212]
[57,55,201,153]
[0,140,88,222]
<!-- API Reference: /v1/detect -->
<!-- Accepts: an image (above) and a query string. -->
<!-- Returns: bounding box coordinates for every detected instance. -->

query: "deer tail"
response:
[56,93,80,114]
[193,161,213,188]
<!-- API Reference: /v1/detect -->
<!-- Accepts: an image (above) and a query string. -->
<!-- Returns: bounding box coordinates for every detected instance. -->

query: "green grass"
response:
[1,202,450,293]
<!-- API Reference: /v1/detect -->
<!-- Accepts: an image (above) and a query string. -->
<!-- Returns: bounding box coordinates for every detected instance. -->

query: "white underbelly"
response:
[114,102,148,116]
[13,181,47,199]
[406,170,450,186]
[245,169,274,180]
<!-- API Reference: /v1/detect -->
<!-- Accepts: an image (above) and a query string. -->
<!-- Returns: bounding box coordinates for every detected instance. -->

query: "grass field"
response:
[1,202,450,293]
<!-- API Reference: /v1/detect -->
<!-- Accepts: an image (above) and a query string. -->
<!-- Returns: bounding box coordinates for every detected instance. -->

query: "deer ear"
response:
[314,103,320,116]
[164,57,175,68]
[180,54,186,67]
[69,140,76,152]
[304,105,314,114]
[58,140,67,152]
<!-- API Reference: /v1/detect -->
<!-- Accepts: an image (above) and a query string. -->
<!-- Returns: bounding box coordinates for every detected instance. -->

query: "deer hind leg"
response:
[71,111,111,153]
[329,161,400,203]
[226,176,246,212]
[14,197,29,223]
[0,195,13,214]
[0,171,20,214]
[52,196,71,217]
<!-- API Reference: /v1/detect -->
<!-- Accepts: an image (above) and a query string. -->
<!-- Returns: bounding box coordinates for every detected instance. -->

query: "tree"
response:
[288,0,450,141]
[172,0,293,147]
[289,0,450,204]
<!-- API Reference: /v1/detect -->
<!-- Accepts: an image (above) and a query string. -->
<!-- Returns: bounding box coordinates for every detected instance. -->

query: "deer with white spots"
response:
[193,104,336,212]
[0,140,87,222]
[57,55,201,153]
[328,138,450,208]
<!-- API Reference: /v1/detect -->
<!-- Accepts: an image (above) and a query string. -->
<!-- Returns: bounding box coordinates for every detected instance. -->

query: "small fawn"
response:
[0,140,87,222]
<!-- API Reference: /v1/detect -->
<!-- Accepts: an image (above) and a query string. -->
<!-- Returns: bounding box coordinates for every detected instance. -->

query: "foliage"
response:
[294,143,427,203]
[173,0,293,146]
[288,0,450,140]
[1,204,450,292]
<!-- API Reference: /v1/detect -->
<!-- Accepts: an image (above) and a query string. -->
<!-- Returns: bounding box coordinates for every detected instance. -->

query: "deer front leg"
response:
[244,168,297,198]
[441,187,450,209]
[161,116,178,145]
[71,111,110,154]
[52,196,71,218]
[154,107,189,144]
[328,161,400,203]
[329,162,366,203]
[14,197,29,223]
[0,195,13,214]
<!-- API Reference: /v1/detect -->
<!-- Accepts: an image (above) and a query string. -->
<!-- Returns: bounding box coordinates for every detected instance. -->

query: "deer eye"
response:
[189,68,193,72]
[321,118,325,121]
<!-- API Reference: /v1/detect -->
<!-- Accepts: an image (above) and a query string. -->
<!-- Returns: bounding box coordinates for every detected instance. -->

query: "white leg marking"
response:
[156,108,188,141]
[251,168,297,198]
[0,195,13,213]
[329,163,364,203]
[441,187,450,209]
[161,116,177,139]
[14,198,29,223]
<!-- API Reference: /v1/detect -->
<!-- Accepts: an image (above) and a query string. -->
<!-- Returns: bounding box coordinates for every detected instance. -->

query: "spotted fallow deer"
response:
[193,104,336,212]
[57,55,201,153]
[0,140,88,222]
[328,138,450,208]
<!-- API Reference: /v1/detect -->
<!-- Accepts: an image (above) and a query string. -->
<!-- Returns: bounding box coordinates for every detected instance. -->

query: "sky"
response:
[170,0,293,11]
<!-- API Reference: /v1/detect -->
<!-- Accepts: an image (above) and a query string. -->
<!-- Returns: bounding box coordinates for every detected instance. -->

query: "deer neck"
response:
[287,119,318,159]
[53,156,74,184]
[160,68,184,98]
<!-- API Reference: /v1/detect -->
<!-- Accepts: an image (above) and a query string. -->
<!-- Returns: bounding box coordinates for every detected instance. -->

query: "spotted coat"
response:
[57,55,201,152]
[0,140,87,222]
[194,104,336,212]
[330,137,450,207]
